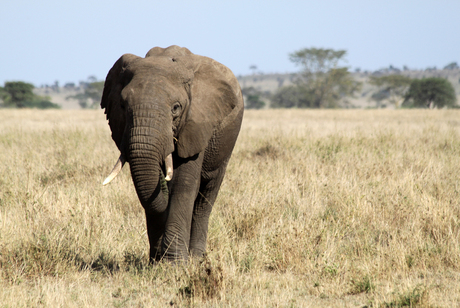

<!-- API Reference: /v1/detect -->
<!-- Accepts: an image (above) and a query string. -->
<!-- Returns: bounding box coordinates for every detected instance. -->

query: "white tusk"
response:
[164,153,173,181]
[103,155,125,186]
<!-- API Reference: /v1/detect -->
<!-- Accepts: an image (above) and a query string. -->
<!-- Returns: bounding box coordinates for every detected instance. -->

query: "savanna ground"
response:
[0,109,459,307]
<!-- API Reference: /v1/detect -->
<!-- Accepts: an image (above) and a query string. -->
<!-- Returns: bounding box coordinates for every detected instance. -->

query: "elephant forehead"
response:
[122,76,187,103]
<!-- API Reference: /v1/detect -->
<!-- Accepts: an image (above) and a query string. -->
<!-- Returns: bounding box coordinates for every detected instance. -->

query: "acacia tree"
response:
[443,62,459,70]
[369,75,412,108]
[287,48,361,108]
[403,77,457,109]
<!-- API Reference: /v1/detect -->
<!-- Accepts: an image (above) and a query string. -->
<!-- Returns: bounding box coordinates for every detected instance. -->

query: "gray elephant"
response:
[100,45,244,262]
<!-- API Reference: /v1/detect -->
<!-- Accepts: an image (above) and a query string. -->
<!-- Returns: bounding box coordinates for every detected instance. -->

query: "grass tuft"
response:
[179,256,225,303]
[350,275,375,294]
[383,285,430,307]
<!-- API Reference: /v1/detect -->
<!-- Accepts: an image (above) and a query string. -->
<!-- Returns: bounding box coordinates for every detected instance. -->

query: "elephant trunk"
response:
[128,122,172,213]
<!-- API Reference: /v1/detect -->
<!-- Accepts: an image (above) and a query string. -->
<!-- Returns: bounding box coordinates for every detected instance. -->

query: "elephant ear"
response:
[176,55,242,158]
[100,53,139,151]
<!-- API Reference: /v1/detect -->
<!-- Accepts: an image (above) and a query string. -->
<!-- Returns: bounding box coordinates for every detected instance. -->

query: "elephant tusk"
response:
[103,155,125,186]
[165,153,173,181]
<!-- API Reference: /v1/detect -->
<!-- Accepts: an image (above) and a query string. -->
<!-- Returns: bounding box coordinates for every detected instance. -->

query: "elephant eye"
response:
[171,102,182,115]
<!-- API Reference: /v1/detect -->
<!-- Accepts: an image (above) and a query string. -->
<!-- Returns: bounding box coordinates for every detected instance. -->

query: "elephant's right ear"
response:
[101,54,139,150]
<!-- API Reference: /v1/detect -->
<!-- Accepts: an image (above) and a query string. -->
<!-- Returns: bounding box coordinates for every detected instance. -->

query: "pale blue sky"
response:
[1,0,459,86]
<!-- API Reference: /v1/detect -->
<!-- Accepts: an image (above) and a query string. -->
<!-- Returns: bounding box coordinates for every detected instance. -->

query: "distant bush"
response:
[0,81,60,109]
[403,77,457,108]
[271,85,313,108]
[22,98,61,109]
[241,87,265,109]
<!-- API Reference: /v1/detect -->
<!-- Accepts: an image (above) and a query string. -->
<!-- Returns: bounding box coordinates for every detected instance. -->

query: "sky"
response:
[1,0,460,86]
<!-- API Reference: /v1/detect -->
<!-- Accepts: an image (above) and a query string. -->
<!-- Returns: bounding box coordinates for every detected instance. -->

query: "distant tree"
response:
[369,75,412,108]
[403,77,457,109]
[0,81,60,109]
[64,82,76,89]
[2,81,34,107]
[67,79,104,108]
[87,75,97,83]
[443,62,459,70]
[287,47,361,108]
[242,87,265,109]
[388,65,401,73]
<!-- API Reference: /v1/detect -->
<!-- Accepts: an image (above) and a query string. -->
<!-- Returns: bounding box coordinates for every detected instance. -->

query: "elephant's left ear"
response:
[176,56,243,158]
[101,53,139,150]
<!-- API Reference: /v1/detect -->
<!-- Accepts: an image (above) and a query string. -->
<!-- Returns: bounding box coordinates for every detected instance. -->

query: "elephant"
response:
[100,45,244,262]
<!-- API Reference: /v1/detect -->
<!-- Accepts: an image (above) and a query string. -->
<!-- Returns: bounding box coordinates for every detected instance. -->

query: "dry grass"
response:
[1,109,460,307]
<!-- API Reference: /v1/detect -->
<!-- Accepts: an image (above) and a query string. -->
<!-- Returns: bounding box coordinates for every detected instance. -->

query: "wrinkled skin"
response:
[101,46,244,262]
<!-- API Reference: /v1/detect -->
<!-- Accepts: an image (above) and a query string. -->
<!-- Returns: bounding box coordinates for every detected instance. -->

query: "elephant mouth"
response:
[102,153,173,186]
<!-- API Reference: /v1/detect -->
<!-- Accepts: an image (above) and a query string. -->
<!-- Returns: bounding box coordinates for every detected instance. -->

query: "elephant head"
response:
[101,45,243,261]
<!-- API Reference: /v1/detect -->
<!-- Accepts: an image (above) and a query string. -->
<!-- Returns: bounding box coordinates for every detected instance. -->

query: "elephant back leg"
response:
[189,159,229,257]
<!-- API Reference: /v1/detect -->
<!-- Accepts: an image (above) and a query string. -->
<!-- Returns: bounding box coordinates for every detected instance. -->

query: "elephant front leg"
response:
[161,153,204,261]
[189,161,229,258]
[145,211,166,262]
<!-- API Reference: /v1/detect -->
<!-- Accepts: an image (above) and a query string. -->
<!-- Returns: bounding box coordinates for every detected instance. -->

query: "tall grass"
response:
[1,109,459,307]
